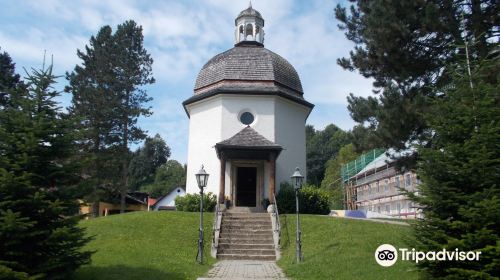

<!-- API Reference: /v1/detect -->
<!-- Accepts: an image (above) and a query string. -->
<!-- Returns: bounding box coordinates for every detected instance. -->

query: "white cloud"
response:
[26,0,76,21]
[0,28,87,75]
[0,0,374,163]
[79,8,104,31]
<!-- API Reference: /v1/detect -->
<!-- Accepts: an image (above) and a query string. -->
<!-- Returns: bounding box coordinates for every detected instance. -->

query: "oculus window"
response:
[240,112,254,125]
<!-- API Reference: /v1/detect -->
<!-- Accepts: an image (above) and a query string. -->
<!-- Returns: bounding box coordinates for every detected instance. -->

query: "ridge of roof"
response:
[216,126,282,148]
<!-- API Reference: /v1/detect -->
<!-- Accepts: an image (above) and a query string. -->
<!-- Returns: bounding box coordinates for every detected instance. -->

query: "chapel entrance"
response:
[236,167,257,207]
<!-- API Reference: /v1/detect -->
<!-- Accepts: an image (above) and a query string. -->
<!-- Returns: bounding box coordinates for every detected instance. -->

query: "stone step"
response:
[219,233,273,239]
[222,217,271,223]
[218,243,275,250]
[221,225,271,231]
[216,210,276,261]
[219,229,272,235]
[217,254,276,261]
[221,222,272,231]
[223,213,270,218]
[218,237,273,244]
[222,220,270,224]
[225,207,263,213]
[218,248,276,255]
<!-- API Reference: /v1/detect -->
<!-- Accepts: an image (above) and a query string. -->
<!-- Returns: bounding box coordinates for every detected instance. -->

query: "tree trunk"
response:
[92,135,101,218]
[120,147,128,213]
[120,93,130,213]
[120,188,126,214]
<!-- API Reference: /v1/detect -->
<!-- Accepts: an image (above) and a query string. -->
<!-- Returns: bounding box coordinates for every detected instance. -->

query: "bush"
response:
[175,192,217,212]
[276,182,330,215]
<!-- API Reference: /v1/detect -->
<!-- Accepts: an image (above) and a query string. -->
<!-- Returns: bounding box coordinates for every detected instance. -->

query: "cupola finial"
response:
[249,1,252,8]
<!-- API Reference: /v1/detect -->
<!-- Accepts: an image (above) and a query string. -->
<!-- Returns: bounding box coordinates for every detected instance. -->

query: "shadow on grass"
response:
[76,265,184,280]
[280,214,291,248]
[306,242,340,262]
[279,214,340,262]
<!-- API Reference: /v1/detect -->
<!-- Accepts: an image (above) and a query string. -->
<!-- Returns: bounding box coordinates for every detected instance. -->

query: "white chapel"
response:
[183,4,314,211]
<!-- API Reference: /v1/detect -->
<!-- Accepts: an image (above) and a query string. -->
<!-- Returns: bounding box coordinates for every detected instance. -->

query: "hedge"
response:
[174,192,217,212]
[276,182,330,215]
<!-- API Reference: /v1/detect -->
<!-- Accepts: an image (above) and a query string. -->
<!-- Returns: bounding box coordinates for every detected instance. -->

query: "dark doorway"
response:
[236,167,257,207]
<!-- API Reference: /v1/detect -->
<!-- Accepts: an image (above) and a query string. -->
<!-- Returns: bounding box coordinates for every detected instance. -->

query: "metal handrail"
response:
[211,201,220,248]
[273,193,281,242]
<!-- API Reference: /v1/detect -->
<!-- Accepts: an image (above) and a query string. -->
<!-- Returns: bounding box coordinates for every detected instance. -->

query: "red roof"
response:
[147,198,157,206]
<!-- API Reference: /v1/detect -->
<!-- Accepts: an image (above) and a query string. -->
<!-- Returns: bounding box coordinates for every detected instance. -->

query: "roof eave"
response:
[182,88,314,118]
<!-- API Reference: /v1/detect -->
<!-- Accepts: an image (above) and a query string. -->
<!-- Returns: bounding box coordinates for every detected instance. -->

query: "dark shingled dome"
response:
[194,44,303,95]
[235,6,264,24]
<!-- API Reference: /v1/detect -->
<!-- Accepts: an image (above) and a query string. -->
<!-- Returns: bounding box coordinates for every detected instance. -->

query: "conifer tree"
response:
[66,20,154,214]
[113,20,154,212]
[411,55,499,279]
[335,0,498,165]
[66,26,120,216]
[0,58,92,279]
[0,48,24,107]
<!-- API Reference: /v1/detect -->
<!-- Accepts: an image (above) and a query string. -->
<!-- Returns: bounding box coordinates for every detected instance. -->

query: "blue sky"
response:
[0,0,374,164]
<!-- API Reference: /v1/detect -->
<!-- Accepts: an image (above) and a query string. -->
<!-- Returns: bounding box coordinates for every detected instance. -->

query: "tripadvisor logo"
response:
[375,244,398,267]
[375,244,482,267]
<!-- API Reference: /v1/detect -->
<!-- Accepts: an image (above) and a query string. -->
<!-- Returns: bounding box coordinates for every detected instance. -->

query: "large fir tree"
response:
[335,2,499,277]
[411,55,499,279]
[113,20,154,212]
[335,0,498,164]
[66,26,121,217]
[0,58,92,279]
[66,20,154,214]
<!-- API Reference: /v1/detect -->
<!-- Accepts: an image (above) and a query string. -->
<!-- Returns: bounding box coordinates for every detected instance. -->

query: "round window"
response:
[239,112,255,125]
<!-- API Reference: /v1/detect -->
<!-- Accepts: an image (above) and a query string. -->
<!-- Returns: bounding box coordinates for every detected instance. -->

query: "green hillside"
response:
[76,211,215,280]
[278,215,418,280]
[77,212,417,280]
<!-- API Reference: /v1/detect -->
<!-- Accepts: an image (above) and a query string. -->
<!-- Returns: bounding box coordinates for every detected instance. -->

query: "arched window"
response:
[239,25,244,42]
[255,25,261,41]
[245,23,253,40]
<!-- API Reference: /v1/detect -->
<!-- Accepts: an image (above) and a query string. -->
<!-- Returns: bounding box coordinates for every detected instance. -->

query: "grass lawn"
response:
[76,211,216,280]
[278,215,419,280]
[77,211,419,280]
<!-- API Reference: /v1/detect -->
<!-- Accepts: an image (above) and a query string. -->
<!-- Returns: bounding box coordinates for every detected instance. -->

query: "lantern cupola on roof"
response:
[234,2,265,46]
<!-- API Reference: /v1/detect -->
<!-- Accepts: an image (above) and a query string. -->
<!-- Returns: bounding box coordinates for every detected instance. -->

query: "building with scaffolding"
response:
[342,150,422,219]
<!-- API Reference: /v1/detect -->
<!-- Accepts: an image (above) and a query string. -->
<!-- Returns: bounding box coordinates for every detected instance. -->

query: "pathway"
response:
[197,260,288,280]
[337,216,410,226]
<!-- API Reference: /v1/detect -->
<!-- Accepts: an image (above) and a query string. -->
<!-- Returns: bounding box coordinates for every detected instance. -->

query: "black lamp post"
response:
[195,165,209,264]
[291,167,304,263]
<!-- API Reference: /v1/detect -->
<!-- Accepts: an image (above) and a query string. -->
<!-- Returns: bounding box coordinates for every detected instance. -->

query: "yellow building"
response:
[79,193,148,219]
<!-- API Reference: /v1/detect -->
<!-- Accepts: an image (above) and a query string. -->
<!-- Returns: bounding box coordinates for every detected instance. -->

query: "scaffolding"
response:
[340,149,384,183]
[341,149,385,210]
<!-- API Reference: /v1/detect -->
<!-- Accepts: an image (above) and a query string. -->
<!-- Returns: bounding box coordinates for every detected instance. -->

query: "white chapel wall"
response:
[220,95,276,199]
[220,95,275,141]
[185,97,223,196]
[186,94,310,200]
[274,97,309,189]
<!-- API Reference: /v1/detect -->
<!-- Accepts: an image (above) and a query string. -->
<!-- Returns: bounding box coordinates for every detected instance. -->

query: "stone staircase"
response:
[216,211,276,260]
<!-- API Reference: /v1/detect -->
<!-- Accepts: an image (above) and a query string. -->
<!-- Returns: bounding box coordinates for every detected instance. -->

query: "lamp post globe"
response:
[196,165,209,190]
[291,167,304,190]
[291,167,304,263]
[195,165,209,264]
